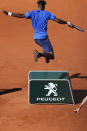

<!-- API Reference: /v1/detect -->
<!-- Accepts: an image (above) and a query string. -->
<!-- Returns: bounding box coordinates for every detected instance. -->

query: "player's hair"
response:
[37,0,47,5]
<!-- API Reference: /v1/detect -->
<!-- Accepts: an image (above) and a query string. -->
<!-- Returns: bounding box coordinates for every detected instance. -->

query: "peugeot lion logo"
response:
[44,83,58,96]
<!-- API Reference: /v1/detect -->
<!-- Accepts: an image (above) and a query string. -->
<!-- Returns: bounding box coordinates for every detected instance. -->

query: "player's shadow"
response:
[59,72,87,80]
[0,88,22,95]
[69,73,87,80]
[73,89,87,104]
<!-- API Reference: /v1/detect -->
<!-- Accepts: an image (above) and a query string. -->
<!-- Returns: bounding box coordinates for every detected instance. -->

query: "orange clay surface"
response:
[0,0,87,131]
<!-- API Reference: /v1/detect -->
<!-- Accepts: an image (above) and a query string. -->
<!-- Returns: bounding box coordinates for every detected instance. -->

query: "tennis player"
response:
[2,0,73,63]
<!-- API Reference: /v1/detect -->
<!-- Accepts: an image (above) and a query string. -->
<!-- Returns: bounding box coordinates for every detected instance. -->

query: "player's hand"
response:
[74,107,80,113]
[66,22,74,28]
[2,10,8,15]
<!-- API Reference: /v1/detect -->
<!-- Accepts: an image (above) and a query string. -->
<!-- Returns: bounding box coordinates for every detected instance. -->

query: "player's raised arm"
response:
[2,10,25,18]
[54,17,74,28]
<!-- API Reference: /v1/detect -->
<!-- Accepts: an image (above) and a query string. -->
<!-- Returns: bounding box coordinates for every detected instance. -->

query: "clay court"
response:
[0,0,87,130]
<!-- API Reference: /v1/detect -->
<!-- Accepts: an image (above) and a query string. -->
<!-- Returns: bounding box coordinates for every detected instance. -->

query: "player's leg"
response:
[33,50,41,62]
[41,51,54,63]
[39,37,54,59]
[39,51,54,59]
[34,37,55,63]
[74,96,87,113]
[34,50,54,63]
